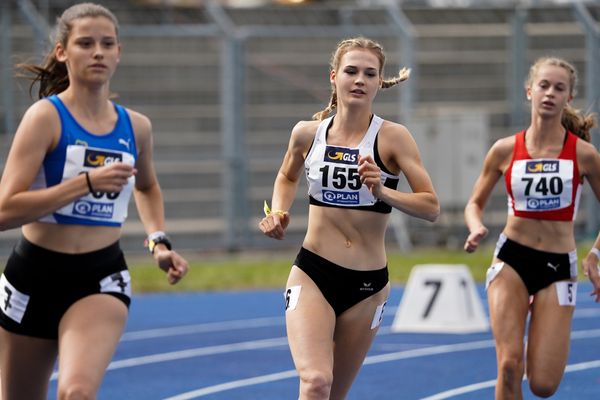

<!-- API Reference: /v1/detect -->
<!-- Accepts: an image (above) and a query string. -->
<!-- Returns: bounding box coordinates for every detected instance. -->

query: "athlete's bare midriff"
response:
[22,222,122,254]
[302,205,388,270]
[503,215,576,253]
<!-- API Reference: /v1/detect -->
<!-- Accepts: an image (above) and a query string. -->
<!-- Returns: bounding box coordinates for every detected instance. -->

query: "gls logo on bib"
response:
[526,160,559,174]
[84,149,123,168]
[324,146,359,165]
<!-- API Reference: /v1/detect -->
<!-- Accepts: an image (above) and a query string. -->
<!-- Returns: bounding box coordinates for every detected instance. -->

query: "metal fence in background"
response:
[0,0,598,257]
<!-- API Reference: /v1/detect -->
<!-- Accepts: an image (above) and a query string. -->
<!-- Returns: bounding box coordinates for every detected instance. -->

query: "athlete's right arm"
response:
[464,137,513,253]
[0,101,132,231]
[259,120,317,240]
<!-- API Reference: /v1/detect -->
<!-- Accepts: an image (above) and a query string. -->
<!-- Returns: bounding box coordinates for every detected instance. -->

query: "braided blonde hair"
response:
[312,37,410,121]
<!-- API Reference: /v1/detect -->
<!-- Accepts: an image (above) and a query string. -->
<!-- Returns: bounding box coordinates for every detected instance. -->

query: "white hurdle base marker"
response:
[391,264,489,334]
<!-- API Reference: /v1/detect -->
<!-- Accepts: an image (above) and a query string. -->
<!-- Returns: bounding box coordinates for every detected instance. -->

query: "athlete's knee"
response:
[527,359,564,397]
[528,376,560,398]
[58,380,96,400]
[298,368,333,399]
[498,356,524,385]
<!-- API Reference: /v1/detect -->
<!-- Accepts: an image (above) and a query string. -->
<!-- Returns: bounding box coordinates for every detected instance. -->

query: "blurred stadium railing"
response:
[1,0,598,256]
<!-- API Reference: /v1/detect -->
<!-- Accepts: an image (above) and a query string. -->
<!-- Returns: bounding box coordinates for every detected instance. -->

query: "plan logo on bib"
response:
[526,197,560,210]
[73,200,114,219]
[322,190,359,205]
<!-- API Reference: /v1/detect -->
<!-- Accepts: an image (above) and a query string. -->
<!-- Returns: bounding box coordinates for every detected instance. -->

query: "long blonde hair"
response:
[526,56,597,142]
[312,37,410,121]
[17,3,119,99]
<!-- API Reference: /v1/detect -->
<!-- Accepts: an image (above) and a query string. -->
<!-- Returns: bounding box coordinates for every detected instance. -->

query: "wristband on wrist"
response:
[84,171,95,193]
[144,231,172,254]
[590,247,600,259]
[263,200,287,218]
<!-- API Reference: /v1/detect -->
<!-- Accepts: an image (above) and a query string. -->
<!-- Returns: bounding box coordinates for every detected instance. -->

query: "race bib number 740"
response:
[510,159,573,212]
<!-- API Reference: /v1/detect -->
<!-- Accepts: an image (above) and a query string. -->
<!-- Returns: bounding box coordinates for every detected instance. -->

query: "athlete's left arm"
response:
[130,110,188,285]
[578,139,600,301]
[358,121,440,222]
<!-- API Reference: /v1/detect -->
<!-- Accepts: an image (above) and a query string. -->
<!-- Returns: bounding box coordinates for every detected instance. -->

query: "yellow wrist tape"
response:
[263,200,287,217]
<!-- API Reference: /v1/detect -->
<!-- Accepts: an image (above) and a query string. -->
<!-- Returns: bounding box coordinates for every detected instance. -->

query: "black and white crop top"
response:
[305,114,400,213]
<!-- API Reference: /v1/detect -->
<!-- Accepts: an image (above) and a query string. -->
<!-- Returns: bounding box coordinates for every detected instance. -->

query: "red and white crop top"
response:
[504,130,581,221]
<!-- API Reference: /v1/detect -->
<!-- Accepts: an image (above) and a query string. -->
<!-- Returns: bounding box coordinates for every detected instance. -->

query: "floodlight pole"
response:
[3,0,50,136]
[508,6,528,129]
[385,3,416,126]
[207,0,249,252]
[15,0,49,56]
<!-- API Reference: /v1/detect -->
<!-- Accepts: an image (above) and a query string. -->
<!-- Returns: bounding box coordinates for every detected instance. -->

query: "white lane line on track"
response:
[160,339,494,400]
[362,339,494,365]
[50,337,288,381]
[420,380,498,400]
[159,328,600,399]
[118,305,599,342]
[420,359,600,399]
[121,317,284,341]
[571,328,600,339]
[49,311,600,382]
[574,308,600,317]
[162,370,298,399]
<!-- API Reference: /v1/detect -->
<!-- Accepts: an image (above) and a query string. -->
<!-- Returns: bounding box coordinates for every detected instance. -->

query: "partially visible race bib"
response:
[53,145,135,223]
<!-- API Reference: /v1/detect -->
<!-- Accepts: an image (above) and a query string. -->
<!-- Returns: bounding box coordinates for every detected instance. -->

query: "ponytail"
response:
[381,67,411,89]
[312,91,337,121]
[562,105,597,142]
[18,53,69,99]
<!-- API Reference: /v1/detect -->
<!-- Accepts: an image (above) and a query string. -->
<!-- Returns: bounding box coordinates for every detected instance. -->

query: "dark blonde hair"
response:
[18,3,119,99]
[312,37,410,121]
[526,56,597,142]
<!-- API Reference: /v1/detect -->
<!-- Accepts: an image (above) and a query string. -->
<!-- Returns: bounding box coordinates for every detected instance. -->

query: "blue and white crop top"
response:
[305,114,400,213]
[32,95,137,227]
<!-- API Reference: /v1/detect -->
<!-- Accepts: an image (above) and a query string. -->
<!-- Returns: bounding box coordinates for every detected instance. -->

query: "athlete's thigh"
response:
[0,327,57,400]
[487,263,529,354]
[57,294,128,388]
[334,283,390,381]
[285,266,336,372]
[527,281,574,378]
[333,281,390,357]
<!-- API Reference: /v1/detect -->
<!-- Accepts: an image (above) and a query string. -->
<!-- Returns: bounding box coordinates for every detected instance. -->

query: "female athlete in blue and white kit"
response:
[0,3,188,399]
[260,37,439,400]
[464,56,600,399]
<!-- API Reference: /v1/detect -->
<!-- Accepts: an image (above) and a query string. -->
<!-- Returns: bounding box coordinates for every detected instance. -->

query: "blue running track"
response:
[47,283,600,399]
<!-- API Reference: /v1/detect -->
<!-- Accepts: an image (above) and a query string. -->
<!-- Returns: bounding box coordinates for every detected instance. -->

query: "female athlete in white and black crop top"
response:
[305,114,400,213]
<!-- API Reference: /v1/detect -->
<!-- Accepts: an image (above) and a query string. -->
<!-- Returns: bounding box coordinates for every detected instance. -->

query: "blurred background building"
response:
[1,0,599,256]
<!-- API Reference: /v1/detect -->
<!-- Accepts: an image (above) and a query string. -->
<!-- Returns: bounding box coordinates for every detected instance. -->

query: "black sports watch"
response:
[145,231,172,254]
